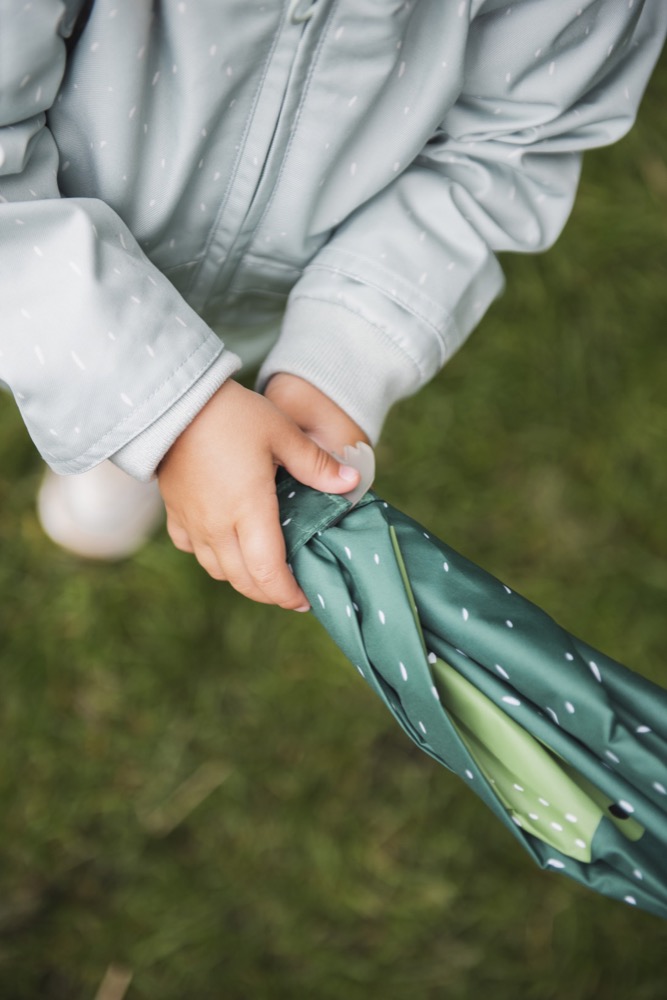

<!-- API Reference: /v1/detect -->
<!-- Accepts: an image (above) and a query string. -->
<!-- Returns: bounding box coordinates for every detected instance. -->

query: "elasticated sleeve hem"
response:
[111,349,242,481]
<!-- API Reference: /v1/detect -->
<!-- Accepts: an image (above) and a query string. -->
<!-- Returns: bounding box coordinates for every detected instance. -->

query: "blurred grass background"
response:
[1,53,666,1000]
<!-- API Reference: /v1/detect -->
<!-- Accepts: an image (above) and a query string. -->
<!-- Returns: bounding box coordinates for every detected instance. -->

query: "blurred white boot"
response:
[37,460,164,560]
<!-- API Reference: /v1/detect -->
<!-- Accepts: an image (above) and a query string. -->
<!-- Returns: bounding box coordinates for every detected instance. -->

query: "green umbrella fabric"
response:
[277,469,667,919]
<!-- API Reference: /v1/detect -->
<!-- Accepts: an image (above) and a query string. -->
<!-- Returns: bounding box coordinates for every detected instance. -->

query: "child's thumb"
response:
[278,431,360,496]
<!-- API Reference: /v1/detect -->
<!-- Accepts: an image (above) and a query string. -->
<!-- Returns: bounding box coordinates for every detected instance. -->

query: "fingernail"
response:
[295,604,311,613]
[338,464,359,482]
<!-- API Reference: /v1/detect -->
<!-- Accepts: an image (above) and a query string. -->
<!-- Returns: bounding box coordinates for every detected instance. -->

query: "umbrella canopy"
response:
[277,469,667,919]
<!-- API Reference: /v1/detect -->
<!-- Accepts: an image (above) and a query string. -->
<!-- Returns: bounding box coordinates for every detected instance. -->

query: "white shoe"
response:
[37,460,164,560]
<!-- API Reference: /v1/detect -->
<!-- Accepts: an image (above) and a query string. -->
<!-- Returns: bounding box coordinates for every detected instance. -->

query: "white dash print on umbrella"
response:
[277,446,667,915]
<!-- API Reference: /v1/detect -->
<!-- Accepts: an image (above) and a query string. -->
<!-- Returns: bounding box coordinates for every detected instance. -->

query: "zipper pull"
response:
[288,0,317,24]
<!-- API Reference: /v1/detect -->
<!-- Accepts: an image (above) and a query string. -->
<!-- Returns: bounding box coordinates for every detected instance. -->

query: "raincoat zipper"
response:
[187,2,321,311]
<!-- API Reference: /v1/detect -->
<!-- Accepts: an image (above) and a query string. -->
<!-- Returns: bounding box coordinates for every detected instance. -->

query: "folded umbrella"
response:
[277,465,667,919]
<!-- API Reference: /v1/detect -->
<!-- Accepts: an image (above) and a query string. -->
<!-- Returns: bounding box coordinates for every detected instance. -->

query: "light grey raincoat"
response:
[1,0,665,479]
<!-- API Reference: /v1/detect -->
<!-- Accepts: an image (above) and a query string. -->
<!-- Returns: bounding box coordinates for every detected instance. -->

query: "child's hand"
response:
[157,379,360,610]
[263,372,370,454]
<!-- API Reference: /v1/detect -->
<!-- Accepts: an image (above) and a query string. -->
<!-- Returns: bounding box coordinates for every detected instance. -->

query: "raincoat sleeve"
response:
[0,0,241,480]
[258,0,667,445]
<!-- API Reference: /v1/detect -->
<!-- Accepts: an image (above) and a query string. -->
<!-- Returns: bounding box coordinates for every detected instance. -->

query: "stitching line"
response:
[299,262,457,367]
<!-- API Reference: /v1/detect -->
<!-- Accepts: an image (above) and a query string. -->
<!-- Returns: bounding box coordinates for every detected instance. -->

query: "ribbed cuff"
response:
[112,349,242,481]
[256,297,430,444]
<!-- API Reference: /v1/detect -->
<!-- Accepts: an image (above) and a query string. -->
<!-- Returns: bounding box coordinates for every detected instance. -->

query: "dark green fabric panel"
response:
[278,471,667,919]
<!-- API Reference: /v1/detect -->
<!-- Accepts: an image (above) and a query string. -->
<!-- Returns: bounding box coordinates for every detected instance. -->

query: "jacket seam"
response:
[228,286,289,300]
[162,258,201,275]
[302,260,458,366]
[309,245,461,331]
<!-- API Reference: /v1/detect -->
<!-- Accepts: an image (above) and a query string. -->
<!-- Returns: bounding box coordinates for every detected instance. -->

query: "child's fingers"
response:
[188,514,308,610]
[234,501,310,611]
[166,515,195,553]
[192,543,228,582]
[273,422,359,496]
[202,535,281,604]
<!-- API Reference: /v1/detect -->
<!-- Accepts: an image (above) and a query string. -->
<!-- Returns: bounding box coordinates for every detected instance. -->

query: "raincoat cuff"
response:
[111,350,242,481]
[256,297,426,444]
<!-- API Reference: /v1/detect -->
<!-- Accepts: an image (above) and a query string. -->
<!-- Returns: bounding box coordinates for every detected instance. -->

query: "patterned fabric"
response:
[278,471,667,919]
[1,2,666,477]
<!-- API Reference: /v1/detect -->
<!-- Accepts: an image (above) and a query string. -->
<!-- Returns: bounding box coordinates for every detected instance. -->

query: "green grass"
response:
[1,57,666,1000]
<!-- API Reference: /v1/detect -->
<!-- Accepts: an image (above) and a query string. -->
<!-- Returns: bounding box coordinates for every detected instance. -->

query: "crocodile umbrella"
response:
[277,465,667,920]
